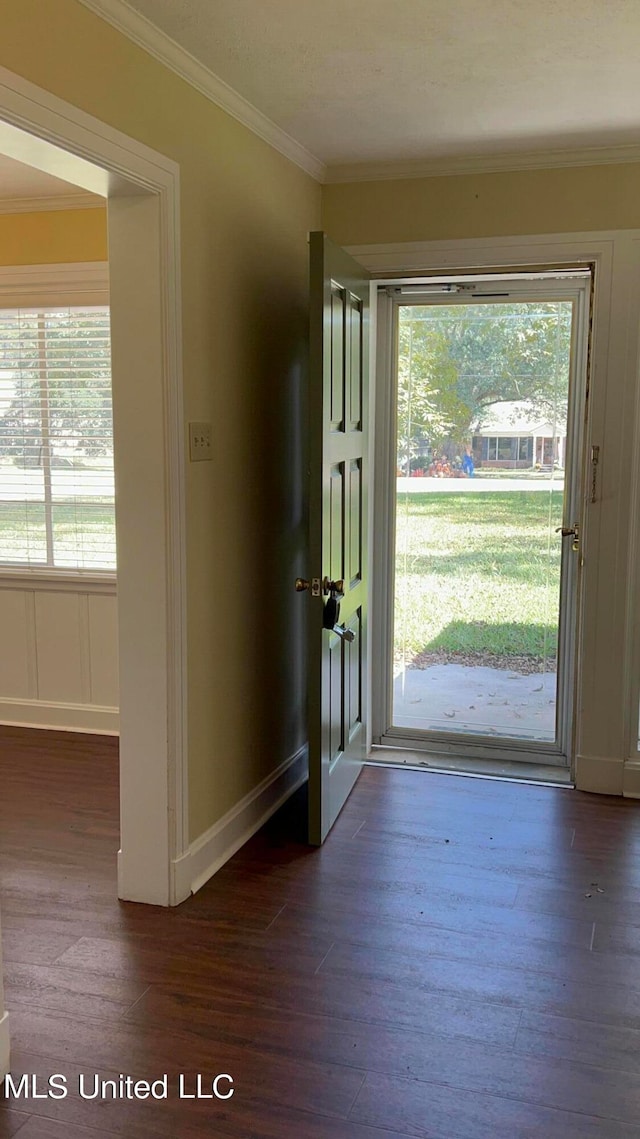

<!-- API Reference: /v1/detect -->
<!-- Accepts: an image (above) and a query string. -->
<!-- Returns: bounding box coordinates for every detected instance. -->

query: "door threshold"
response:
[368,746,573,787]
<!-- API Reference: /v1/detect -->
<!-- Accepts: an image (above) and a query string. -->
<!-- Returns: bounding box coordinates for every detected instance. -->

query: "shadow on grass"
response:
[422,619,558,658]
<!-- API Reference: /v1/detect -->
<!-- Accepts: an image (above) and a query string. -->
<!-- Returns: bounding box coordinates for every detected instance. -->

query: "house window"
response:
[497,437,518,462]
[518,437,533,463]
[0,305,115,571]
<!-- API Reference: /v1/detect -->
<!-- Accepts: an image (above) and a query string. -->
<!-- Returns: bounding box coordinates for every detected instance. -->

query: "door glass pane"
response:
[393,300,572,743]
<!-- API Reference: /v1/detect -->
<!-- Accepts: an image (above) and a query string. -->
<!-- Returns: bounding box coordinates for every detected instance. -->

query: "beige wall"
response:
[0,0,322,840]
[322,163,640,245]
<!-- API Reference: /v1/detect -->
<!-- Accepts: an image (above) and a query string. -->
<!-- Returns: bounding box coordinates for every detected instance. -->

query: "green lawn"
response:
[395,491,563,666]
[0,501,116,569]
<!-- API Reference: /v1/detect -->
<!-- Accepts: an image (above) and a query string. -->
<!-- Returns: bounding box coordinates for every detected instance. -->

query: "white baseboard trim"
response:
[574,753,623,795]
[623,760,640,799]
[177,744,308,899]
[0,698,119,735]
[0,1009,10,1079]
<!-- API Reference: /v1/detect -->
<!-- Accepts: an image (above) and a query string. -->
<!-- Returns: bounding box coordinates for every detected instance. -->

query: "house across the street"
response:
[472,399,566,469]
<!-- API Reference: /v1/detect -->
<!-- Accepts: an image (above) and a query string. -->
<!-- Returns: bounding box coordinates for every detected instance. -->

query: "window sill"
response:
[0,569,117,594]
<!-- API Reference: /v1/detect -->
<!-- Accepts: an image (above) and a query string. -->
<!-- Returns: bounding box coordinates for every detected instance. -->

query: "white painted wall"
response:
[0,576,118,733]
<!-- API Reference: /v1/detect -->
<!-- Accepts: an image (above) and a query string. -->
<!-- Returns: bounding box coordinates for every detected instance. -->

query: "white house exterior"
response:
[472,399,566,469]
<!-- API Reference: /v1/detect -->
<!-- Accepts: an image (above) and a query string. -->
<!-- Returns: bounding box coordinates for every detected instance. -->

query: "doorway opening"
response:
[0,67,187,905]
[372,269,592,774]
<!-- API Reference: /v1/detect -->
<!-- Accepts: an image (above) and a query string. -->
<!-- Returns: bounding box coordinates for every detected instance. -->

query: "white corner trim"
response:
[0,698,119,734]
[574,754,624,796]
[623,759,640,799]
[77,0,326,183]
[0,1009,9,1079]
[173,744,308,901]
[325,144,640,184]
[0,192,104,214]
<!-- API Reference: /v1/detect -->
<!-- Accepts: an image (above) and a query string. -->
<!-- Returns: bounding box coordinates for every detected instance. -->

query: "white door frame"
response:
[371,274,590,767]
[0,66,189,906]
[351,232,640,796]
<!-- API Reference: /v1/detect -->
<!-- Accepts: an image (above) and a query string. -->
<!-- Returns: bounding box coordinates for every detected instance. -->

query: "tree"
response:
[398,302,572,451]
[397,321,471,468]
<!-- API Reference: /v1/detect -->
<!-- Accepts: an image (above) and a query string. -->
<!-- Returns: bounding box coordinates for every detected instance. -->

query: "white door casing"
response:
[352,233,640,796]
[0,65,188,906]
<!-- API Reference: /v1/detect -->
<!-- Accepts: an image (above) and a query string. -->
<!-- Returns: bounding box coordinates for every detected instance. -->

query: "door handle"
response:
[555,523,579,552]
[323,577,344,598]
[295,577,322,596]
[333,623,355,643]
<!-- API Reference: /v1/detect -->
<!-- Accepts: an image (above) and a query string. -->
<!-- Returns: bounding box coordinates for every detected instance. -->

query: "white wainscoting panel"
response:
[0,590,30,697]
[0,576,119,733]
[87,593,119,707]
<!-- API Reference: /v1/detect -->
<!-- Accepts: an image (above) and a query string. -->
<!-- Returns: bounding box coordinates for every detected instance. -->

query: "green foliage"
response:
[397,323,471,461]
[397,302,572,451]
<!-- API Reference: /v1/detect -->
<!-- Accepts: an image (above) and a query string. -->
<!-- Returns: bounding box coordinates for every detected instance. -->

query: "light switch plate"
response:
[189,421,212,461]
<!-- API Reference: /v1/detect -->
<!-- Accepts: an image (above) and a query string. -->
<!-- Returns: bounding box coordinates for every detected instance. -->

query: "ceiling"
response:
[89,0,640,176]
[0,153,102,207]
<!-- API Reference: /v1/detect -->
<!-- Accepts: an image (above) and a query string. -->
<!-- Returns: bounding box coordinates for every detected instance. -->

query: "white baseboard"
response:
[0,1010,10,1078]
[172,744,308,900]
[0,698,119,735]
[574,753,624,795]
[623,759,640,799]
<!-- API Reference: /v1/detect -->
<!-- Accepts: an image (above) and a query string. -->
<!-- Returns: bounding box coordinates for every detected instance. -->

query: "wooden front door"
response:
[304,232,370,844]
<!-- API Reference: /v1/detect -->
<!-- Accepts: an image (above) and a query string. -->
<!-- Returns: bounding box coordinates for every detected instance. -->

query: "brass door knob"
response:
[295,578,310,592]
[323,577,344,598]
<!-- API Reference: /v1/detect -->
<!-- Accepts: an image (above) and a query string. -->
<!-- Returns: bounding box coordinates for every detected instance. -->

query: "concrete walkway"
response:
[393,663,557,742]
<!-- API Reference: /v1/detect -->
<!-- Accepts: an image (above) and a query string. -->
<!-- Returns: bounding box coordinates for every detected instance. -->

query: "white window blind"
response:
[0,305,115,571]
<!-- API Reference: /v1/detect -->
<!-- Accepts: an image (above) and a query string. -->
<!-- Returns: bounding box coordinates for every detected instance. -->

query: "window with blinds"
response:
[0,305,115,571]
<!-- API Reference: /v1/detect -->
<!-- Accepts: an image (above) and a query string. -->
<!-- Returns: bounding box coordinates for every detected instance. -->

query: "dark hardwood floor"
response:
[2,728,640,1137]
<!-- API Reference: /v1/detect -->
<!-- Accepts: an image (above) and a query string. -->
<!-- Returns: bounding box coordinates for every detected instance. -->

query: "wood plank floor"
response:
[2,729,640,1138]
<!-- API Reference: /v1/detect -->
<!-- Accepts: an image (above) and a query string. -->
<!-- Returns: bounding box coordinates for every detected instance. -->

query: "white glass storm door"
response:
[373,271,591,766]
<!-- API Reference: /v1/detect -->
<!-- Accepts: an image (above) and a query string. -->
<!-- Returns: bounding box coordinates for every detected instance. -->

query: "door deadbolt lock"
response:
[333,623,356,644]
[323,595,340,629]
[322,597,355,643]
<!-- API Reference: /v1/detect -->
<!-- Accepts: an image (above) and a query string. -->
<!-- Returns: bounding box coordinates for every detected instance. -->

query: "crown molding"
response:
[324,143,640,184]
[78,0,326,182]
[0,191,104,214]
